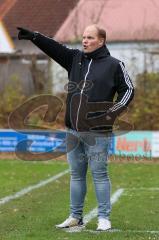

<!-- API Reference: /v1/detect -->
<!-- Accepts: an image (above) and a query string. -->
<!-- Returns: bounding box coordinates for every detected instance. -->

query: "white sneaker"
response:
[97,218,111,231]
[55,216,84,228]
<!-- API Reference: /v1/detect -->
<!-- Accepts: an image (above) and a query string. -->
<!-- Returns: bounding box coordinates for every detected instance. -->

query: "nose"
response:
[83,38,88,44]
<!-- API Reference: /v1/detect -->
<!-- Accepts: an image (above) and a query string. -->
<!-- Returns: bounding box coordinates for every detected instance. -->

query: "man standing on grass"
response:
[17,24,134,231]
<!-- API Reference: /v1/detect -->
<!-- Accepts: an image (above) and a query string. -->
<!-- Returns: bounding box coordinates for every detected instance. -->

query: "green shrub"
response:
[0,75,26,128]
[129,72,159,130]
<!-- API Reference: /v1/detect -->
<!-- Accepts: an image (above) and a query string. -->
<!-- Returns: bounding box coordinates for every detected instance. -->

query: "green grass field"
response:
[0,158,159,240]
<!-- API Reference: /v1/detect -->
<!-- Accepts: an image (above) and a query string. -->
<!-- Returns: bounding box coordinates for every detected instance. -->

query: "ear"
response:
[99,38,104,46]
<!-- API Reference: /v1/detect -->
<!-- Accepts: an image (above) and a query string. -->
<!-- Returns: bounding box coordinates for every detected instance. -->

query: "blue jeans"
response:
[66,129,111,220]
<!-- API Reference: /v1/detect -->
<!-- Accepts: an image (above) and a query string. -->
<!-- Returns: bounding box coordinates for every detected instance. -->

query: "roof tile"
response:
[55,0,159,42]
[2,0,79,38]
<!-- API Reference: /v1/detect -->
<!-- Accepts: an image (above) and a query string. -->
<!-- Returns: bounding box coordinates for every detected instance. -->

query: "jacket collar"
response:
[83,45,110,60]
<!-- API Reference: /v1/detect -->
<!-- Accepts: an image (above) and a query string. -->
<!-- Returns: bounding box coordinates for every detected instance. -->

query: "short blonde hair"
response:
[94,24,106,44]
[86,24,106,45]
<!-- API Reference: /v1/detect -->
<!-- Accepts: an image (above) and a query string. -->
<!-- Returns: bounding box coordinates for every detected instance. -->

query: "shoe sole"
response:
[55,225,85,229]
[63,225,86,232]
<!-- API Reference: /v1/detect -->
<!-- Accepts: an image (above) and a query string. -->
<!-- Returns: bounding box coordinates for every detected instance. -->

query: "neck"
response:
[84,45,110,59]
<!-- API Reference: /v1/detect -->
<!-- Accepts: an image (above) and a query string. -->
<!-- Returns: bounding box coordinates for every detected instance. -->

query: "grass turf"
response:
[0,159,159,240]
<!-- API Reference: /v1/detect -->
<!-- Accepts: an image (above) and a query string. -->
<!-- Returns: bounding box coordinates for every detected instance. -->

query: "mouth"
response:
[83,45,88,50]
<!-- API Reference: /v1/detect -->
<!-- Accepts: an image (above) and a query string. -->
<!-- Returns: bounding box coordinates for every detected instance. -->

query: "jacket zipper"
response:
[75,59,93,131]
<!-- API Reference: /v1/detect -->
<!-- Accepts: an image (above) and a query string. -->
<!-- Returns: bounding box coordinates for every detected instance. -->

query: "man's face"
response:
[82,26,103,53]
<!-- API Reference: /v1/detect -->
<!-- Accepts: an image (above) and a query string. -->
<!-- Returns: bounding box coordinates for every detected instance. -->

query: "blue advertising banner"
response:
[0,130,65,153]
[0,129,115,155]
[1,130,158,157]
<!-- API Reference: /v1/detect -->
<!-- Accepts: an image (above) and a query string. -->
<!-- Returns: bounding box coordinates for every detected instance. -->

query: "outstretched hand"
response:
[17,27,35,40]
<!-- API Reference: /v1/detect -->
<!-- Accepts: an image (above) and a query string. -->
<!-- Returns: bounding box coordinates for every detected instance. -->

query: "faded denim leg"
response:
[84,134,111,219]
[67,130,88,219]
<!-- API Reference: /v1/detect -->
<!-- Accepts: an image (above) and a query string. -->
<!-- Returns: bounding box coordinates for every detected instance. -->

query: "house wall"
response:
[108,42,159,83]
[2,40,159,94]
[0,53,50,95]
[0,56,34,95]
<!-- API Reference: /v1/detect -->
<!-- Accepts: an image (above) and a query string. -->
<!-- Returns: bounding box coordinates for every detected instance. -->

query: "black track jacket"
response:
[32,33,134,132]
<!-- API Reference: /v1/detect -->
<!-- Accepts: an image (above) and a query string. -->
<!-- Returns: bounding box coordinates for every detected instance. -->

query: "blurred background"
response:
[0,0,159,159]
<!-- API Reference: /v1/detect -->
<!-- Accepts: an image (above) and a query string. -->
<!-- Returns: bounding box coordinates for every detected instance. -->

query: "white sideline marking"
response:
[0,169,69,205]
[83,229,159,234]
[125,187,159,191]
[123,187,159,195]
[64,228,159,234]
[83,188,124,224]
[65,188,124,233]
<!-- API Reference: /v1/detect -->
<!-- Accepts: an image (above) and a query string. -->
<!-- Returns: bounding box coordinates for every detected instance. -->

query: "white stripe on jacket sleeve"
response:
[110,62,133,112]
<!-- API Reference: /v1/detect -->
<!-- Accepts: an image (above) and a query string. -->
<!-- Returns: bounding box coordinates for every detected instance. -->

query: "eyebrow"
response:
[82,35,95,38]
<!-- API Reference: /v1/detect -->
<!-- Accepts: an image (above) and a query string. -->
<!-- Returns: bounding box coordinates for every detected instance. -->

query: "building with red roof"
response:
[0,0,159,93]
[0,0,80,94]
[55,0,159,43]
[1,0,79,53]
[2,0,79,38]
[55,0,159,86]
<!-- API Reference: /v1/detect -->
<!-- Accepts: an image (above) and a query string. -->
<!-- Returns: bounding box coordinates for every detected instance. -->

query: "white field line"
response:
[65,188,124,233]
[123,187,159,195]
[83,229,159,234]
[65,187,159,234]
[0,169,69,205]
[125,187,159,191]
